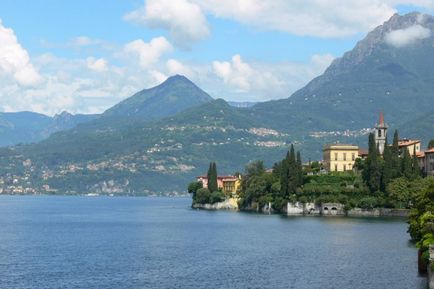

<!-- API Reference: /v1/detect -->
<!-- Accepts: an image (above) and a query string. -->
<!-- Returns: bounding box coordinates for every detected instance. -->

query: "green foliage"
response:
[407,177,434,242]
[210,191,225,204]
[428,139,434,150]
[194,188,211,204]
[207,162,218,193]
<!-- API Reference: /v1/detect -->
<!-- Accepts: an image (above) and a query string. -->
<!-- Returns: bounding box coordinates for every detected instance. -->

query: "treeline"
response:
[239,144,303,211]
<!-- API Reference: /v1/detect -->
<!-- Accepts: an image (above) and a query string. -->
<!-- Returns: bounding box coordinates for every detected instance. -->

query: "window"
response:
[343,164,347,171]
[352,153,355,161]
[334,153,338,161]
[378,129,382,138]
[334,164,338,171]
[343,153,347,161]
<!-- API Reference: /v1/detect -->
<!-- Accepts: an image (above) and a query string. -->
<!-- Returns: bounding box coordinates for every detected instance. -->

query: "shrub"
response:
[195,188,211,204]
[210,191,225,204]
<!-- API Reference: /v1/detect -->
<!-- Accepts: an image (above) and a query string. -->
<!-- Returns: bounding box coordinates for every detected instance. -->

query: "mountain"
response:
[251,12,434,133]
[1,12,434,195]
[102,75,213,122]
[0,111,98,147]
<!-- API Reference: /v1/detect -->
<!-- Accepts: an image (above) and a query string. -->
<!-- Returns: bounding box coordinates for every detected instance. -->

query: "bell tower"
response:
[374,112,388,155]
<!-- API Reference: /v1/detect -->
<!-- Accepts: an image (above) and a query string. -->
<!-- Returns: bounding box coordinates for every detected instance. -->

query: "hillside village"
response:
[190,112,434,215]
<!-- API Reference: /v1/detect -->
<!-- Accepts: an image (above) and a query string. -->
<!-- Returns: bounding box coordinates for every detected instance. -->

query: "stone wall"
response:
[285,202,409,217]
[192,198,239,210]
[347,208,409,217]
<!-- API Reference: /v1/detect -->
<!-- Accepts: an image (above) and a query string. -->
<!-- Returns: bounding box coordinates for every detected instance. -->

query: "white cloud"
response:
[124,0,209,48]
[0,19,43,86]
[384,24,431,47]
[124,37,173,69]
[210,54,334,101]
[167,59,194,78]
[87,57,108,72]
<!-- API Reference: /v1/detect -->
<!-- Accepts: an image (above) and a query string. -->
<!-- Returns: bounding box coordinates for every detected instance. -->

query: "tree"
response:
[401,149,413,179]
[390,129,402,178]
[296,151,303,186]
[412,147,421,178]
[195,188,211,204]
[365,133,381,193]
[187,181,203,200]
[428,139,434,150]
[207,162,218,193]
[382,137,393,192]
[245,160,265,177]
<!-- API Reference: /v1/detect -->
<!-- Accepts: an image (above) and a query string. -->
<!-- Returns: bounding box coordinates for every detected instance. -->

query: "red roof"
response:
[379,111,385,126]
[398,139,421,147]
[425,148,434,154]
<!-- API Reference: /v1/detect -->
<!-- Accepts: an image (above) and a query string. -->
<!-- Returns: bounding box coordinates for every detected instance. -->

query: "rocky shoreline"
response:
[192,199,409,218]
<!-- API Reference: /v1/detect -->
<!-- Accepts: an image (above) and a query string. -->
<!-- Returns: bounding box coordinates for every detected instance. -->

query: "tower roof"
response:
[375,111,388,128]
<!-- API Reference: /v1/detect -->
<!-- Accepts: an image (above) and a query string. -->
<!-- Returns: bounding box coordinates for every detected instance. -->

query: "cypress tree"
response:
[390,129,401,178]
[296,151,303,187]
[381,137,393,192]
[280,152,290,197]
[367,133,381,193]
[287,144,297,196]
[207,162,218,192]
[412,147,420,178]
[401,150,413,179]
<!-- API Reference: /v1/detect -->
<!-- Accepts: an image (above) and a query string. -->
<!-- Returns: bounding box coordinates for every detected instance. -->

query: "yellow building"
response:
[398,139,421,156]
[197,175,241,196]
[323,144,359,172]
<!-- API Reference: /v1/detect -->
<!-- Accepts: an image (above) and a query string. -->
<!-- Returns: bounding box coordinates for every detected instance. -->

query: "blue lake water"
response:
[0,196,427,289]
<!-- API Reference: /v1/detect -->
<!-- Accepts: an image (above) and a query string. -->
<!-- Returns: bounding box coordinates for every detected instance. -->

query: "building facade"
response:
[398,139,422,157]
[323,144,359,172]
[197,175,241,196]
[425,148,434,177]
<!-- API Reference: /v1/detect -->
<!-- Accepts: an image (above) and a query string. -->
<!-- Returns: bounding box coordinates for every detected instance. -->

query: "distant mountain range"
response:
[1,12,433,195]
[0,111,98,147]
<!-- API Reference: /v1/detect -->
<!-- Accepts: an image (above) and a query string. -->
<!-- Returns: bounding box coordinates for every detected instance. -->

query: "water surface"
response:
[0,196,426,289]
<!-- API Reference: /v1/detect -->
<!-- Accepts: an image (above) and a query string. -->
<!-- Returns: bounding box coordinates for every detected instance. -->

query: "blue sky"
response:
[0,0,432,115]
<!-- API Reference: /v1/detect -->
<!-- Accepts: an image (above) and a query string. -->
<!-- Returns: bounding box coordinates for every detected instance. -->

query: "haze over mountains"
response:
[1,12,433,194]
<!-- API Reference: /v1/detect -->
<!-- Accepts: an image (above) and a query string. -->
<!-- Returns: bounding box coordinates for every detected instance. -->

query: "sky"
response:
[0,0,433,115]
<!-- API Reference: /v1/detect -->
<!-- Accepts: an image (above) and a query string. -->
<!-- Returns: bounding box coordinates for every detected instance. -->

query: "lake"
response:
[0,196,427,289]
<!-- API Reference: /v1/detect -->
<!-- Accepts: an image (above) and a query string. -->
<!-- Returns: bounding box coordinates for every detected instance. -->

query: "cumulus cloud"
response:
[87,57,108,72]
[0,19,43,86]
[193,0,398,38]
[124,0,209,48]
[166,59,194,78]
[124,37,173,69]
[384,24,431,47]
[210,54,334,101]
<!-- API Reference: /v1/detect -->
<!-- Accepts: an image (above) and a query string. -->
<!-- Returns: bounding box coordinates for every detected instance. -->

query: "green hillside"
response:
[1,12,433,195]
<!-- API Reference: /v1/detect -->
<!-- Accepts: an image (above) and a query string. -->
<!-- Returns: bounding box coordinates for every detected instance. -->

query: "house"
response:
[398,139,421,157]
[197,175,241,196]
[323,144,359,172]
[425,148,434,177]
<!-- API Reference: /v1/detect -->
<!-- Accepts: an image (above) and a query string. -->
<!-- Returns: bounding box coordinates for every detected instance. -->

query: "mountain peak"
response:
[102,74,213,121]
